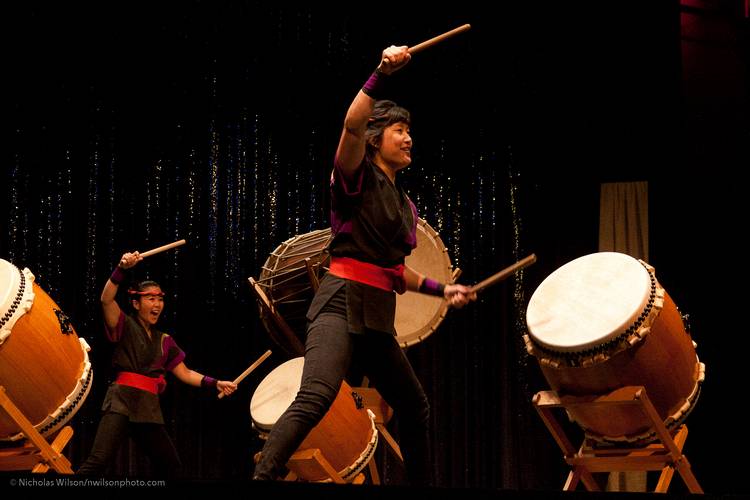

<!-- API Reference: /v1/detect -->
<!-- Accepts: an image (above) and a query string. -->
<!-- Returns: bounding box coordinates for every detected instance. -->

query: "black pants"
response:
[253,286,432,485]
[77,412,182,477]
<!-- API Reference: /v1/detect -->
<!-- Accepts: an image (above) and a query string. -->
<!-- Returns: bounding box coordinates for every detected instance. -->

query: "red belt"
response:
[329,256,406,294]
[116,372,166,394]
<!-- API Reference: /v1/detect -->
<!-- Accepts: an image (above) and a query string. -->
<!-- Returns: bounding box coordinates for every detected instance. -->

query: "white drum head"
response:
[0,259,20,316]
[0,259,36,345]
[250,357,304,432]
[526,252,651,352]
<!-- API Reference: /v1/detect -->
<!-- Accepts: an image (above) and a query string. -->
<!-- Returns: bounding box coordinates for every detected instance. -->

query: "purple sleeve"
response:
[161,335,186,371]
[104,311,126,342]
[332,156,365,197]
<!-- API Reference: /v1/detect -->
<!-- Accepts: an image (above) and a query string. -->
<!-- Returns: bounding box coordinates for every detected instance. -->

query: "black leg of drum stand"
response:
[0,386,74,474]
[532,385,703,494]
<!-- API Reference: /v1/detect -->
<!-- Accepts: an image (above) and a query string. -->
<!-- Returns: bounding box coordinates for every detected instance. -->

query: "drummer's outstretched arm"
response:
[404,265,476,308]
[171,362,237,396]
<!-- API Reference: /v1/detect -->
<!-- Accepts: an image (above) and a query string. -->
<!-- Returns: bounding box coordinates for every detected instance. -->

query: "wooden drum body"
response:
[256,218,454,349]
[0,259,93,441]
[524,252,705,444]
[250,357,377,482]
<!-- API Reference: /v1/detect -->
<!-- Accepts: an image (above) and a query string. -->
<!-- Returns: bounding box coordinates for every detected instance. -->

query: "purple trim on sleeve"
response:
[332,157,365,196]
[330,159,364,236]
[104,311,126,342]
[161,335,186,371]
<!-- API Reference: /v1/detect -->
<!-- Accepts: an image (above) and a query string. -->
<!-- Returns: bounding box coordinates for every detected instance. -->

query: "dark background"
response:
[2,1,747,494]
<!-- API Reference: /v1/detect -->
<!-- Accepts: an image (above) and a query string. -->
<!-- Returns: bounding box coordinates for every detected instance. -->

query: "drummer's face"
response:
[133,287,164,326]
[378,121,412,171]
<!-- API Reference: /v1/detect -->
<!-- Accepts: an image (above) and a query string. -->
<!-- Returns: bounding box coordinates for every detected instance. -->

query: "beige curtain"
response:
[598,181,649,261]
[599,181,649,492]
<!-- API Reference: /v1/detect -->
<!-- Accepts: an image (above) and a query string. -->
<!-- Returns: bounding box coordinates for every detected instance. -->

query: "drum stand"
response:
[254,448,368,484]
[284,449,366,484]
[532,385,702,494]
[0,386,74,473]
[248,277,305,356]
[273,389,401,486]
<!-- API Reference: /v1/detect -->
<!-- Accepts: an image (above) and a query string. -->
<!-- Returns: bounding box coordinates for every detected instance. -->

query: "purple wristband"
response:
[201,376,217,389]
[419,278,445,297]
[362,68,388,100]
[110,266,126,285]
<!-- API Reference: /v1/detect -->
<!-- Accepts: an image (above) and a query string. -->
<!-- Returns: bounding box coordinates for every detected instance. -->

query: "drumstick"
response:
[139,239,187,258]
[469,254,537,294]
[408,24,471,55]
[218,349,273,399]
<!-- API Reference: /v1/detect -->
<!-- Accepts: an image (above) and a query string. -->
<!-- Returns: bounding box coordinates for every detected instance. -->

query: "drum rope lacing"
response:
[525,260,659,368]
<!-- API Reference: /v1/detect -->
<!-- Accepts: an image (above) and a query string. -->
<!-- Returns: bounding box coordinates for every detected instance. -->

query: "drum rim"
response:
[526,252,655,355]
[0,260,36,345]
[1,337,93,441]
[250,357,305,429]
[395,218,453,348]
[582,361,705,445]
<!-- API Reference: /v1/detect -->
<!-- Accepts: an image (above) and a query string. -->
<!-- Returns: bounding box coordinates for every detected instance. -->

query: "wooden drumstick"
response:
[139,239,187,258]
[218,349,273,399]
[408,24,471,55]
[469,254,537,294]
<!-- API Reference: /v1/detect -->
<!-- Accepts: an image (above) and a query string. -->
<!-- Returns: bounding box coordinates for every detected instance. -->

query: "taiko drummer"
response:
[77,251,237,477]
[252,44,476,485]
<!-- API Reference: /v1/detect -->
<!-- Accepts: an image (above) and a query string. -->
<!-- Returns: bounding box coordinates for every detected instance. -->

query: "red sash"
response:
[116,371,166,394]
[329,256,406,294]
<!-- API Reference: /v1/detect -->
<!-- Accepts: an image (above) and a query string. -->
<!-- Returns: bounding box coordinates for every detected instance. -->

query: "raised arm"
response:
[334,45,411,180]
[101,252,142,331]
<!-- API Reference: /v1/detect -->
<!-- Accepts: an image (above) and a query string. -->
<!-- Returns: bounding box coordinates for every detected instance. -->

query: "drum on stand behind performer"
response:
[252,44,476,486]
[77,251,237,477]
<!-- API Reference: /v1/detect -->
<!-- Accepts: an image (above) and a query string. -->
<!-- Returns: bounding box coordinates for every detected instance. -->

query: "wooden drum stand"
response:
[532,385,702,494]
[0,386,74,473]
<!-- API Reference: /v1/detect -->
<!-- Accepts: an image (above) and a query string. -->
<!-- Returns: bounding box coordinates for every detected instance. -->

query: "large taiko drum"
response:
[256,218,455,350]
[524,252,705,444]
[250,357,378,482]
[0,259,93,441]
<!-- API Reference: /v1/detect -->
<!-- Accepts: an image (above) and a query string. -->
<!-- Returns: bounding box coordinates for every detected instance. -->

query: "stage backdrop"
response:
[3,2,746,494]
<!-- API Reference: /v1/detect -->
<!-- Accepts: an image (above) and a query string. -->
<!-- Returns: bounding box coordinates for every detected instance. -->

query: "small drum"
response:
[524,252,705,444]
[250,357,378,482]
[256,218,454,350]
[0,259,93,441]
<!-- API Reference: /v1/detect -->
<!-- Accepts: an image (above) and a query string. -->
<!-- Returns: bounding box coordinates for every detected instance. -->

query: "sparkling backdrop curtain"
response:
[3,1,722,492]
